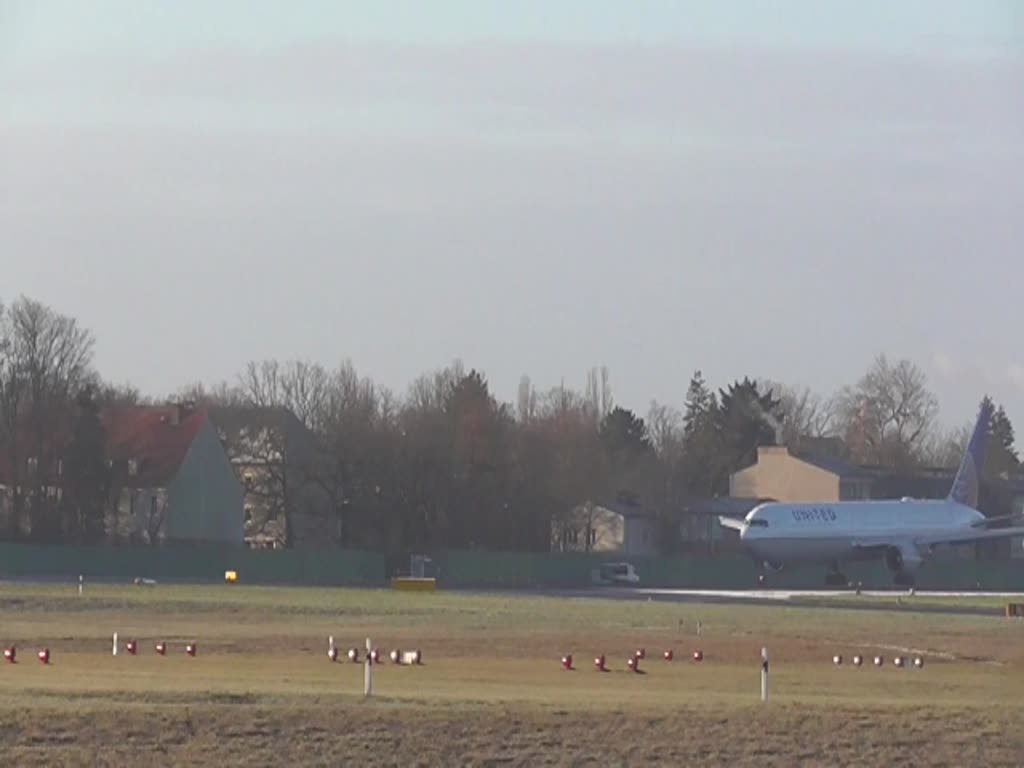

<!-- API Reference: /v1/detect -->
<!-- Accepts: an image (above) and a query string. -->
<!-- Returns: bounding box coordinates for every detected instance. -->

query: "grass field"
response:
[1,582,1022,766]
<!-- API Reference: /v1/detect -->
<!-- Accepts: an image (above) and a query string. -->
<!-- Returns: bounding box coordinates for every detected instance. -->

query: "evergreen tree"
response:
[680,371,721,497]
[599,407,652,460]
[713,377,783,493]
[981,395,1019,480]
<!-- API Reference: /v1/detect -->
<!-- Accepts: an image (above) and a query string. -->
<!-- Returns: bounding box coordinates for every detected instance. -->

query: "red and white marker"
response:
[561,654,573,670]
[4,647,15,663]
[693,650,703,662]
[185,642,197,657]
[664,649,674,661]
[37,648,50,665]
[155,641,166,656]
[594,654,606,671]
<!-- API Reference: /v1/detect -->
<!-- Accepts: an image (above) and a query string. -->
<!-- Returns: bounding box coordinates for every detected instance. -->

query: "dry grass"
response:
[0,583,1022,765]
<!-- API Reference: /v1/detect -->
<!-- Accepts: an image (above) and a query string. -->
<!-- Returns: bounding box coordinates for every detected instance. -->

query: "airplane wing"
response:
[916,526,1024,548]
[850,527,1024,552]
[971,513,1024,528]
[718,516,746,531]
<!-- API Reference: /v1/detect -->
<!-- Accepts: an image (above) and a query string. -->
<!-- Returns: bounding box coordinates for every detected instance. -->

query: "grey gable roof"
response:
[794,452,877,479]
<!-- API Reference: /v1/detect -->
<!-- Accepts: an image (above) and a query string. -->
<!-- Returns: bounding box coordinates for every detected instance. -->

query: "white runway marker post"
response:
[761,647,769,702]
[113,632,118,657]
[364,637,373,698]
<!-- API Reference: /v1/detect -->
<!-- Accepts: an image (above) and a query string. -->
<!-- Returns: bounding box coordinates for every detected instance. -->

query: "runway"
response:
[530,586,1024,616]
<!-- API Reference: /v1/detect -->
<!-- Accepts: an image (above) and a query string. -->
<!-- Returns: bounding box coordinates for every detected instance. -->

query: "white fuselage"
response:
[738,499,985,566]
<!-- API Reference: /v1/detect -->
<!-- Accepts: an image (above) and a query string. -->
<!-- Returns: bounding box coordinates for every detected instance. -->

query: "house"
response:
[678,496,771,555]
[729,440,1024,559]
[207,406,335,549]
[0,403,244,545]
[104,405,244,544]
[551,499,660,556]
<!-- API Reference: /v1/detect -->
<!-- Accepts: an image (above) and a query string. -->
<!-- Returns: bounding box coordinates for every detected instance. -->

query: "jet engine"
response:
[884,545,923,585]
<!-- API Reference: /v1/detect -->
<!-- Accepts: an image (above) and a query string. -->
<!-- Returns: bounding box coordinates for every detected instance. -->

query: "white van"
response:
[593,561,640,585]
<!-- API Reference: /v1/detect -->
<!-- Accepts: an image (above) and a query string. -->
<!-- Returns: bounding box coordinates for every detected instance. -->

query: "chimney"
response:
[168,401,190,426]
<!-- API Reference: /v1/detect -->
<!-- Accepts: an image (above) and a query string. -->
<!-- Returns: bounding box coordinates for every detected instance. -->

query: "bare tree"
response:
[646,400,684,462]
[756,379,836,448]
[584,366,613,425]
[833,355,939,467]
[920,422,971,469]
[0,297,95,540]
[238,359,331,432]
[516,375,537,424]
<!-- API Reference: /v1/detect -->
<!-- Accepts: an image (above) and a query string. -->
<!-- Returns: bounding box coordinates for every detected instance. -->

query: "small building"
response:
[207,406,334,549]
[0,403,244,545]
[104,405,245,544]
[680,496,771,555]
[551,499,660,556]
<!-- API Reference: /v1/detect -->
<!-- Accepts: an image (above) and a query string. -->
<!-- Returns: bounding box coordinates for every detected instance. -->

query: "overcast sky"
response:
[2,0,1022,428]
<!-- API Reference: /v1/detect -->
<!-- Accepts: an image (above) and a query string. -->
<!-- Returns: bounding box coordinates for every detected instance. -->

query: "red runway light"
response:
[185,643,197,657]
[561,654,573,670]
[37,648,50,665]
[664,649,673,661]
[594,654,606,671]
[4,647,15,663]
[155,641,166,656]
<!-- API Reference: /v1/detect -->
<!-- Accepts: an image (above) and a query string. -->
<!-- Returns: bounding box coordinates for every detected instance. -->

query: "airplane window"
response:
[748,519,768,527]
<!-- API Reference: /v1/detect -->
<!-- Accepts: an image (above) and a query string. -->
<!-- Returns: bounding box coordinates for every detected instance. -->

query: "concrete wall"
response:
[167,420,245,543]
[730,446,840,502]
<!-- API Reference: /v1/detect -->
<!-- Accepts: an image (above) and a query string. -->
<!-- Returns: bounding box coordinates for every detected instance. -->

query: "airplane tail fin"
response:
[947,400,993,509]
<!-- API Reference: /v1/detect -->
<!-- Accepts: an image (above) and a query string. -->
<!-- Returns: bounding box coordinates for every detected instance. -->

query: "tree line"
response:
[0,294,1019,550]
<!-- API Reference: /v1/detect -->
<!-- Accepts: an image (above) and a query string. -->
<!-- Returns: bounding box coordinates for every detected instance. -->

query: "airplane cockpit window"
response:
[747,519,769,527]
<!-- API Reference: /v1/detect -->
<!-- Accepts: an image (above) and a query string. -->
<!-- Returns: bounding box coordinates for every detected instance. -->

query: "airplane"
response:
[718,400,1024,587]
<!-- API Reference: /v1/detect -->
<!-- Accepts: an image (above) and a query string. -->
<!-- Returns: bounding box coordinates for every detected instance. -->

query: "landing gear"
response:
[892,571,916,588]
[756,561,782,586]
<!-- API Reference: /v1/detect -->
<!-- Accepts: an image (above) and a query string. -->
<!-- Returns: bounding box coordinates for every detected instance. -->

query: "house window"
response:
[27,457,38,473]
[57,459,63,476]
[128,460,138,477]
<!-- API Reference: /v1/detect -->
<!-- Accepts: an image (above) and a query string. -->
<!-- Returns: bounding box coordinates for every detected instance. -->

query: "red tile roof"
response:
[102,406,208,486]
[0,405,208,488]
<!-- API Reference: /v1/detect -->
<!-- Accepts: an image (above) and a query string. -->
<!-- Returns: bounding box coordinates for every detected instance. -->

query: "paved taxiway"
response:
[529,587,1024,616]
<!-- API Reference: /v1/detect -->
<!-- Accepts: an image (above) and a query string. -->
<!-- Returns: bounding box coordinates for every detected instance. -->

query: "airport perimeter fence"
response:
[0,541,385,586]
[1,542,1024,591]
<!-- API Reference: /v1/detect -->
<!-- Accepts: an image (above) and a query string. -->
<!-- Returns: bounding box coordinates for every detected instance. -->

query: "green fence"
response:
[3,542,1023,592]
[0,542,386,586]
